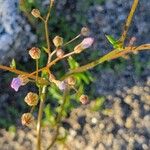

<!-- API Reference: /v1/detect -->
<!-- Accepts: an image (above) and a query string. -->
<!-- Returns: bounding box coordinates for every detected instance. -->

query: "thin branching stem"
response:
[37,86,47,150]
[36,1,54,149]
[36,59,39,81]
[119,0,139,45]
[62,44,150,79]
[63,34,81,47]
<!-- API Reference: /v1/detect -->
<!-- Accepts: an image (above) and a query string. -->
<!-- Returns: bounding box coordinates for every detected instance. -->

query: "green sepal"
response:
[10,59,16,69]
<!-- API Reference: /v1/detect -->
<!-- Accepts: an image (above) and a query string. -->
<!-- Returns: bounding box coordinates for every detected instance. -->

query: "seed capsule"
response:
[21,113,34,127]
[79,94,89,105]
[53,36,63,47]
[29,47,41,59]
[81,27,90,36]
[66,76,76,86]
[31,9,41,18]
[24,92,39,106]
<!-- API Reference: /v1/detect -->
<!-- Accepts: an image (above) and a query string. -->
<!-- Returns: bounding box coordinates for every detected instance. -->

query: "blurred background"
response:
[0,0,150,149]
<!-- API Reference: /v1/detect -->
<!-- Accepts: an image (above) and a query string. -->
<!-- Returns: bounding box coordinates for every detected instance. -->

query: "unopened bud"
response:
[31,9,41,18]
[53,36,63,47]
[24,92,39,106]
[81,37,94,49]
[56,49,64,58]
[74,37,94,53]
[81,27,90,36]
[29,47,41,59]
[79,94,89,105]
[21,113,34,127]
[66,77,76,86]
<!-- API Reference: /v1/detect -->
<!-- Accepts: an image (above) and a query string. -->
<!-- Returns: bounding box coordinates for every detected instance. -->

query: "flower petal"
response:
[11,77,22,92]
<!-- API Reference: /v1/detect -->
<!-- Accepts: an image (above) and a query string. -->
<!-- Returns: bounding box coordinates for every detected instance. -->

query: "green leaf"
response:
[10,59,16,69]
[42,46,49,53]
[105,35,121,49]
[68,57,79,69]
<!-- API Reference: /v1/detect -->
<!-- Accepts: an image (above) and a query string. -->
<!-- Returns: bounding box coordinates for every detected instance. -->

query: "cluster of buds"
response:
[74,37,94,53]
[29,47,41,59]
[53,36,64,58]
[24,92,39,106]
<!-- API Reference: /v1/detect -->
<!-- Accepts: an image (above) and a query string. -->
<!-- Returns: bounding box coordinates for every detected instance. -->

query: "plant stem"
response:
[37,86,47,150]
[36,2,54,149]
[45,21,51,60]
[119,0,139,45]
[46,88,68,150]
[62,44,150,79]
[63,34,81,47]
[36,59,39,81]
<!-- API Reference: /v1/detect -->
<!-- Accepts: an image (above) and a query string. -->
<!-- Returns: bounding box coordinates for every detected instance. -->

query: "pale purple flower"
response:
[57,81,67,91]
[81,37,94,49]
[11,77,22,92]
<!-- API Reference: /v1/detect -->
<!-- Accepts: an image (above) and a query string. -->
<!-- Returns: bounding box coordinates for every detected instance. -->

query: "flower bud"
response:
[66,76,76,86]
[53,36,63,47]
[79,94,89,105]
[81,37,94,49]
[55,80,68,91]
[21,113,34,127]
[29,47,41,59]
[81,27,90,36]
[24,92,39,106]
[31,9,41,18]
[56,49,64,58]
[74,37,94,53]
